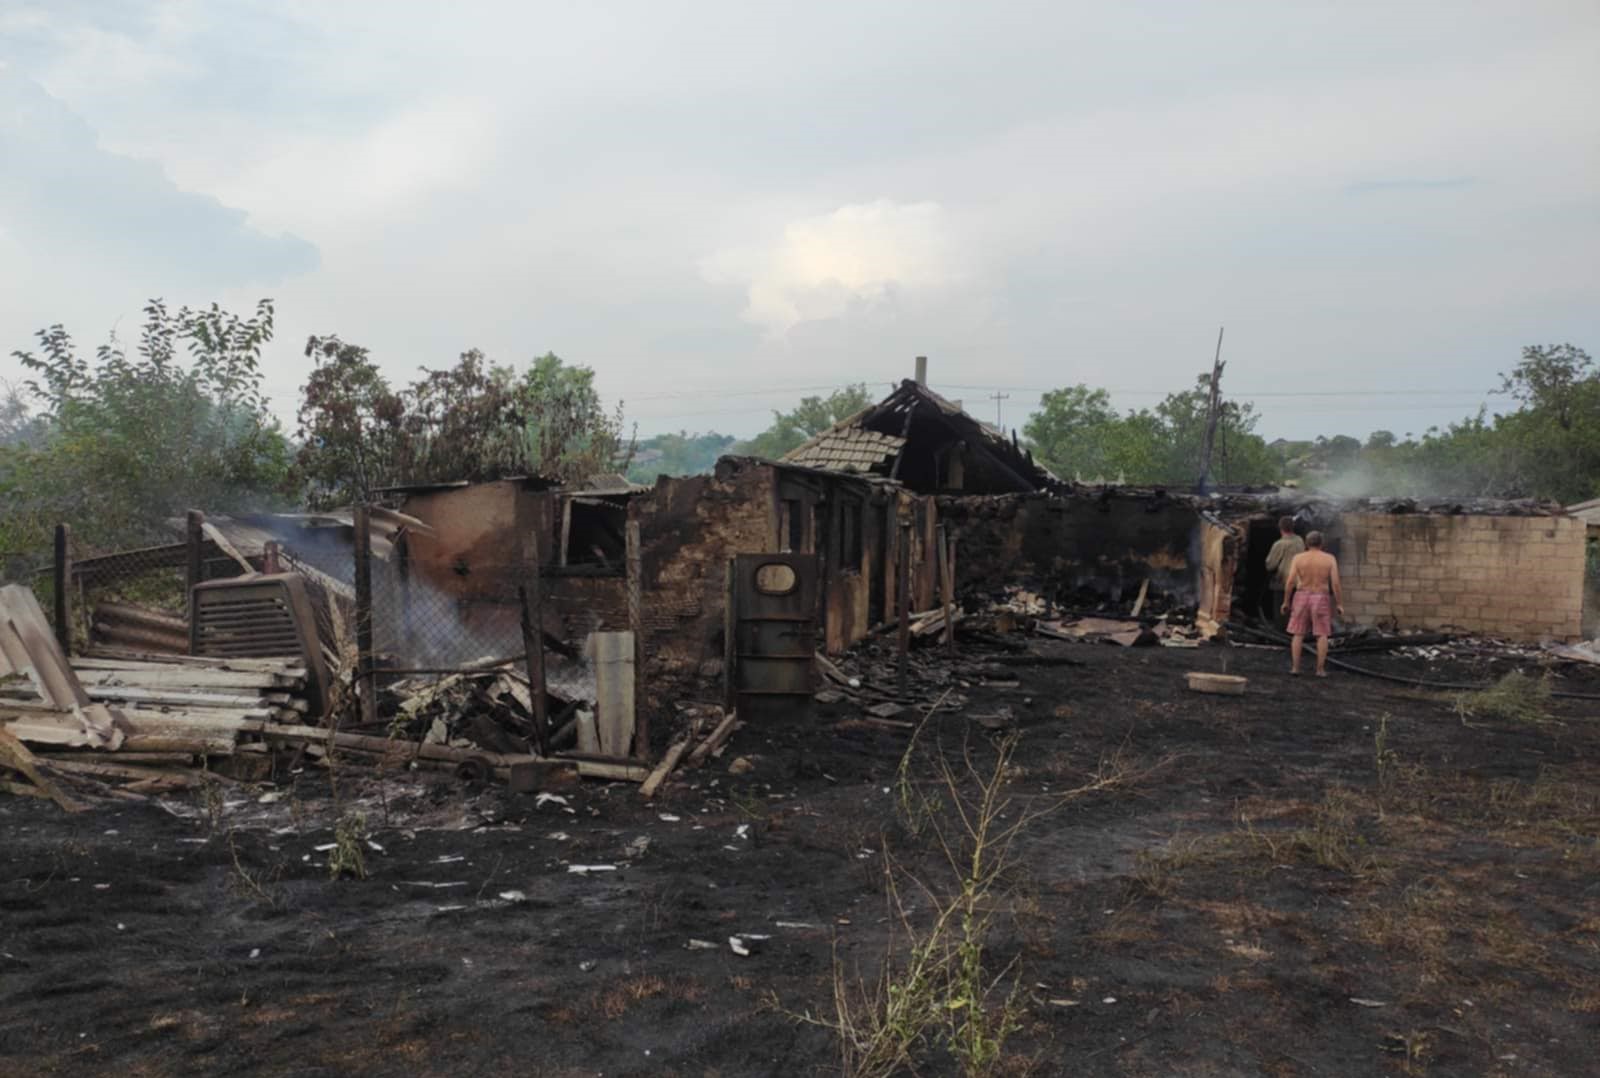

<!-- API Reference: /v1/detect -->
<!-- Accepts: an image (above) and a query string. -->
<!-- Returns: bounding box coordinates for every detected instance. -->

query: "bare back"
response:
[1288,549,1337,594]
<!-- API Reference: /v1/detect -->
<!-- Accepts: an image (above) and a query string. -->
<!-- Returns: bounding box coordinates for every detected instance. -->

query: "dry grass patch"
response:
[595,974,705,1019]
[1238,788,1387,879]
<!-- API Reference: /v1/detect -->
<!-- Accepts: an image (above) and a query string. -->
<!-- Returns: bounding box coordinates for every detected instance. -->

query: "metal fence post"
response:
[353,505,377,729]
[53,524,72,655]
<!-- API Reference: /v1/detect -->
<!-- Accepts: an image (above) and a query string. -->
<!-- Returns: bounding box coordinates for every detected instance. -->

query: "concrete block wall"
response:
[1336,513,1586,641]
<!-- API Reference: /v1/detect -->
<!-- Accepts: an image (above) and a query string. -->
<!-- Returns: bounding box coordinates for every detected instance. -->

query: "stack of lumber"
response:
[1,651,316,757]
[71,653,315,724]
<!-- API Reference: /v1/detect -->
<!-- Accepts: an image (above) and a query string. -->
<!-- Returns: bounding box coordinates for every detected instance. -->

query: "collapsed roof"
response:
[781,379,1059,495]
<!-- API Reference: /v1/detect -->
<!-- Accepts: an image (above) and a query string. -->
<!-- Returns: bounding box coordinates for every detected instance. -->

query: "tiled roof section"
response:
[783,425,905,474]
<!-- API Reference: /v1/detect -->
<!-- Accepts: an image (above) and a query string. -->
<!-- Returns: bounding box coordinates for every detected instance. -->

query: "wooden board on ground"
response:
[0,727,87,812]
[640,739,691,798]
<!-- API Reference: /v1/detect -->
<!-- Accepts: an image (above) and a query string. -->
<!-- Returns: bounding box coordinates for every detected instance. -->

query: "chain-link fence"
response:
[366,556,532,673]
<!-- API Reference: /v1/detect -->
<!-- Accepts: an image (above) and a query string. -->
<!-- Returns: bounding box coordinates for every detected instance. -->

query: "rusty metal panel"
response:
[732,553,818,721]
[190,574,330,717]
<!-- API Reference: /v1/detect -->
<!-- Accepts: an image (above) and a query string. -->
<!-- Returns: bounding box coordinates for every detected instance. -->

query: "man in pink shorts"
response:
[1281,531,1344,677]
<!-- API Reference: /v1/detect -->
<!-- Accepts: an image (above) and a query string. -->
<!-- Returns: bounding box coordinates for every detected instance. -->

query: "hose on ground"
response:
[1220,620,1600,702]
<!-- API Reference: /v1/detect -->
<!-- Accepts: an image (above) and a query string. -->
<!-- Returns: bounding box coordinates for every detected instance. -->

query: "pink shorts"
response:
[1288,592,1332,637]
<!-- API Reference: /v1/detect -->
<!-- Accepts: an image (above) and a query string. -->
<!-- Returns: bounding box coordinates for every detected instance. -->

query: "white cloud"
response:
[704,200,964,334]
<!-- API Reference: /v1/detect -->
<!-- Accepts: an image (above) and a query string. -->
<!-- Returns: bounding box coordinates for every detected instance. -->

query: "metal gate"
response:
[729,553,818,720]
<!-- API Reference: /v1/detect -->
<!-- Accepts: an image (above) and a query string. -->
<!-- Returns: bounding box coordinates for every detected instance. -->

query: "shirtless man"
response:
[1281,531,1344,677]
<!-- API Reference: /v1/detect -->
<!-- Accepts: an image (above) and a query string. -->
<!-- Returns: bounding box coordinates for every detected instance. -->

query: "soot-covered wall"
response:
[937,492,1204,607]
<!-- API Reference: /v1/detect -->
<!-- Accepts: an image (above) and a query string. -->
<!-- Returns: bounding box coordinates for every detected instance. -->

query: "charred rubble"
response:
[4,371,1596,807]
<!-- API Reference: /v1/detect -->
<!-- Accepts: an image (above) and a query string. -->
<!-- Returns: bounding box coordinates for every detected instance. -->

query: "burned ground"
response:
[3,642,1597,1077]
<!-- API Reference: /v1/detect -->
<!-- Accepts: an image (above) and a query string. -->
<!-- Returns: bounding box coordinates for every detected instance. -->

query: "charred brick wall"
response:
[544,575,628,641]
[631,462,778,733]
[1334,513,1585,641]
[937,492,1203,608]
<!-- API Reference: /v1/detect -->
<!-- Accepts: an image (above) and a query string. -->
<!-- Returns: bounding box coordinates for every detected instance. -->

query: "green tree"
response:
[295,335,408,508]
[293,344,634,503]
[1023,374,1278,487]
[626,430,736,484]
[2,299,293,569]
[518,352,633,483]
[739,384,874,460]
[1022,385,1121,481]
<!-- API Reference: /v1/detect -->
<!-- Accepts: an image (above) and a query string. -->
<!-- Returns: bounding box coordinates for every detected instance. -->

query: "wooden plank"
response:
[639,738,690,799]
[0,712,93,747]
[76,649,304,674]
[201,521,258,577]
[686,711,738,768]
[0,727,88,811]
[257,723,538,769]
[1,585,122,748]
[590,631,635,758]
[1130,578,1150,618]
[41,758,202,786]
[72,666,299,691]
[575,760,649,783]
[76,685,270,709]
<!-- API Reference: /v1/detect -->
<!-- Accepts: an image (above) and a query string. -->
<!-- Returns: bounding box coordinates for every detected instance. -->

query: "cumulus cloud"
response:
[704,200,964,335]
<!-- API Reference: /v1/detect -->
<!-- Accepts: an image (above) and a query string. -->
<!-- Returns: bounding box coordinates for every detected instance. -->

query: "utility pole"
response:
[989,391,1010,427]
[1196,326,1225,492]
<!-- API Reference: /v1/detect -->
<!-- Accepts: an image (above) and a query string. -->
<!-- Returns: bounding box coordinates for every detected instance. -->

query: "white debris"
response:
[728,937,751,957]
[498,890,528,903]
[657,814,681,823]
[536,793,570,810]
[567,864,618,875]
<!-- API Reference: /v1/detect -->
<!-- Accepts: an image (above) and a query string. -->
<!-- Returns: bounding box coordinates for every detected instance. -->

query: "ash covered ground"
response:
[3,641,1598,1077]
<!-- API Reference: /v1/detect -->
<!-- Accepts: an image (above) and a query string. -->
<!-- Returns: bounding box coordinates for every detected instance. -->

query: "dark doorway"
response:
[1239,517,1283,624]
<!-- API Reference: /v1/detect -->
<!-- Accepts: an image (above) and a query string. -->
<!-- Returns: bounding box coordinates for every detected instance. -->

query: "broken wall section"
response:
[937,492,1205,610]
[1333,512,1586,641]
[630,461,778,725]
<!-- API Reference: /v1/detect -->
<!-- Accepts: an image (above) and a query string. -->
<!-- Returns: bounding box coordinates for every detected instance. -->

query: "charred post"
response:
[52,524,71,656]
[353,505,377,729]
[184,510,204,595]
[520,526,550,755]
[626,518,647,759]
[896,521,912,691]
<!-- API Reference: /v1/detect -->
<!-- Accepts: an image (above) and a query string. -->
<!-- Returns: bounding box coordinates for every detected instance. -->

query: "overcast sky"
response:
[2,1,1595,443]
